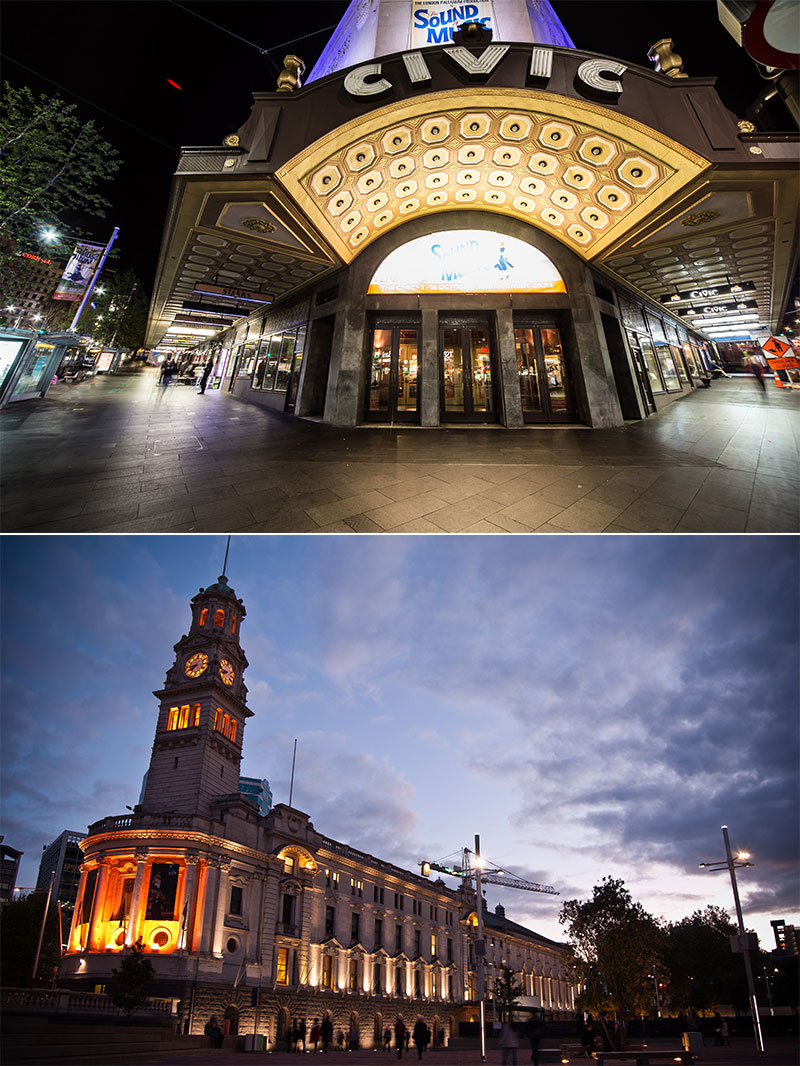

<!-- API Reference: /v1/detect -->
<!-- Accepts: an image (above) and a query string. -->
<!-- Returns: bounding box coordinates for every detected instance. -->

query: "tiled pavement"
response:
[0,367,797,533]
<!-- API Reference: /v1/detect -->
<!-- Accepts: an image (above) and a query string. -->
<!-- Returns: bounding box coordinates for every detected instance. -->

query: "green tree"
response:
[0,891,61,988]
[495,964,523,1022]
[78,270,149,349]
[107,938,155,1018]
[560,878,665,1049]
[0,83,121,294]
[664,906,746,1014]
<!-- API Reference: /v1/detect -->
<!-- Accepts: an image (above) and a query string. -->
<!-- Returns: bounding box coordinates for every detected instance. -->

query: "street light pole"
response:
[474,834,487,1063]
[69,228,119,332]
[721,825,765,1056]
[699,826,765,1057]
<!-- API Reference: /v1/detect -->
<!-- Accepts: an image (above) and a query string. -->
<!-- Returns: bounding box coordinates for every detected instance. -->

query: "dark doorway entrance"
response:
[439,317,497,422]
[365,320,419,422]
[514,318,576,423]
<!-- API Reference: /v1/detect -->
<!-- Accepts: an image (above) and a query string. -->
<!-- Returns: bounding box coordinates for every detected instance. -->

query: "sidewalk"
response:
[1,368,797,533]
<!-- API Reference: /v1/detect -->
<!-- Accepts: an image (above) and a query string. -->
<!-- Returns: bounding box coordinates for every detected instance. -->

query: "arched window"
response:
[214,609,225,627]
[229,719,237,743]
[231,616,237,634]
[199,608,208,626]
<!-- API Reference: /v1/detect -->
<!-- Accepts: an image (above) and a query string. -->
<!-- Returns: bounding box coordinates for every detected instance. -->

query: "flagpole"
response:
[69,227,119,332]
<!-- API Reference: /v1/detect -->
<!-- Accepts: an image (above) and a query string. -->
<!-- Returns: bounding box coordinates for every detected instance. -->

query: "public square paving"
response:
[0,366,797,533]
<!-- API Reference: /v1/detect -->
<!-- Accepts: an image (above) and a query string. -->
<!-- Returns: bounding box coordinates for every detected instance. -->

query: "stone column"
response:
[126,848,150,947]
[190,859,210,954]
[211,857,232,956]
[324,304,367,426]
[420,308,440,427]
[68,865,90,951]
[179,853,199,952]
[87,855,110,950]
[495,307,523,427]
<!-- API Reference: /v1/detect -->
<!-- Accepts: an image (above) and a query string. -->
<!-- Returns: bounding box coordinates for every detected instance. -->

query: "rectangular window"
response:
[167,707,179,731]
[264,333,282,389]
[322,954,333,988]
[275,331,296,392]
[229,885,242,916]
[375,918,383,947]
[349,957,359,992]
[325,905,335,939]
[351,913,360,943]
[351,878,363,897]
[395,966,404,995]
[276,947,289,984]
[431,933,438,958]
[414,930,421,956]
[177,704,189,728]
[192,703,201,726]
[282,893,294,927]
[432,971,439,998]
[395,926,403,952]
[373,884,384,904]
[430,905,438,921]
[447,938,453,962]
[394,892,404,910]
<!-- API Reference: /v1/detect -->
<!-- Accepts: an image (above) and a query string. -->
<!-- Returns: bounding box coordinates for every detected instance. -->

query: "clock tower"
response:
[140,573,252,819]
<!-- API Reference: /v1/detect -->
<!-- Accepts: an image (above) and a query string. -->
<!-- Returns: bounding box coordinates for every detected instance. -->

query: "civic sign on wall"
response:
[411,1,495,46]
[368,230,566,293]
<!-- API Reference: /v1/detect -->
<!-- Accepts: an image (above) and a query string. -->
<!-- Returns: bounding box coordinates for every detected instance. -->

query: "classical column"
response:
[126,848,150,947]
[190,858,210,954]
[87,855,110,950]
[179,853,199,952]
[211,857,232,956]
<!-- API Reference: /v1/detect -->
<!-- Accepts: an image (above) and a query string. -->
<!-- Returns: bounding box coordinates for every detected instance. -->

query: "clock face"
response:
[219,659,235,686]
[184,652,209,677]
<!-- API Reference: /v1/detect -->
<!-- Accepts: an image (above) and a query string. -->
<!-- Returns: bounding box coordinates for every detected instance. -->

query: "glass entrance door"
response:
[514,322,576,422]
[365,325,418,422]
[440,321,497,422]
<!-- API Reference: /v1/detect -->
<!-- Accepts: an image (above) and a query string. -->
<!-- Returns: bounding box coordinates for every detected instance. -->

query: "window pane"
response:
[397,329,418,412]
[252,339,269,389]
[369,329,392,412]
[515,328,541,412]
[442,329,464,411]
[540,327,572,412]
[637,334,665,393]
[275,331,296,392]
[264,335,282,390]
[655,342,681,390]
[470,329,493,412]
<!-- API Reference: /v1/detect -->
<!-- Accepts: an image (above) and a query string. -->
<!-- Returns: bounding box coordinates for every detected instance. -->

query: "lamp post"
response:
[41,227,119,332]
[474,834,487,1063]
[699,825,764,1056]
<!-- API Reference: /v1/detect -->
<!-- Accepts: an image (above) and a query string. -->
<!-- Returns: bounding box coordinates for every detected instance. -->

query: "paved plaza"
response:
[0,367,797,533]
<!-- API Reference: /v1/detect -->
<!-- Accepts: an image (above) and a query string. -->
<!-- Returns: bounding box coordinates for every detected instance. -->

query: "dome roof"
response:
[200,574,237,599]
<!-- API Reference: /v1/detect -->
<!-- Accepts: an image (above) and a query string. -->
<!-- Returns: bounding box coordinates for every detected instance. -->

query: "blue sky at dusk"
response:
[1,534,797,946]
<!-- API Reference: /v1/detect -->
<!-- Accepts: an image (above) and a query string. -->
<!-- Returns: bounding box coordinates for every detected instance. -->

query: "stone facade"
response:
[61,571,576,1047]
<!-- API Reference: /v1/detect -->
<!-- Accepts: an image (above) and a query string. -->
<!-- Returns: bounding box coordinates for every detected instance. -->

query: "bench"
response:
[591,1051,693,1065]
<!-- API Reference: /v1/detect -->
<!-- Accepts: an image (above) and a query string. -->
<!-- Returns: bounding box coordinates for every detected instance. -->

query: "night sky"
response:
[2,1,766,293]
[1,534,797,948]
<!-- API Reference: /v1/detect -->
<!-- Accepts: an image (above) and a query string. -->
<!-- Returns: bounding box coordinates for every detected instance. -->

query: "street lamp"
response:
[40,226,119,332]
[699,825,764,1056]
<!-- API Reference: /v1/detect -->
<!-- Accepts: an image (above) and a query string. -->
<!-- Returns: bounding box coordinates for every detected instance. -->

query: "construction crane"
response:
[419,838,558,1063]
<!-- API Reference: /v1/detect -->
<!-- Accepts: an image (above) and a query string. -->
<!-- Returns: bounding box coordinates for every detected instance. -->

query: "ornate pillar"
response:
[126,848,151,947]
[211,857,232,956]
[190,858,210,954]
[179,852,199,952]
[68,864,90,951]
[87,855,110,950]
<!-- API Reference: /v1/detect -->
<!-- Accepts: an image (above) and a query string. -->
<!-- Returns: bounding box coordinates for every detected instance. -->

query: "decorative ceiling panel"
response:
[276,88,709,263]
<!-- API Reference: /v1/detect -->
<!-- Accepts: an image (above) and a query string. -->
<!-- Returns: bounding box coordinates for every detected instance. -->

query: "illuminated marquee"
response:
[368,230,566,294]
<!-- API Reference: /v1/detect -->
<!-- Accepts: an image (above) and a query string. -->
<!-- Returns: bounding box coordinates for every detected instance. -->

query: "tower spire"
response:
[222,535,231,579]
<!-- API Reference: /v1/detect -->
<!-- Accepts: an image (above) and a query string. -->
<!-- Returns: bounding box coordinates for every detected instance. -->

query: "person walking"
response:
[500,1021,520,1066]
[412,1018,428,1060]
[320,1015,333,1054]
[526,1011,544,1065]
[713,1012,723,1047]
[394,1016,406,1059]
[199,357,214,393]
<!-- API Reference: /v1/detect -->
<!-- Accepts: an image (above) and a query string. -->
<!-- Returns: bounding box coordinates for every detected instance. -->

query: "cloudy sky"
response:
[1,534,797,948]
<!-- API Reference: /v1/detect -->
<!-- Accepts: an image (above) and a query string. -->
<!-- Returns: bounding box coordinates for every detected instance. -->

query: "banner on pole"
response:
[52,242,105,301]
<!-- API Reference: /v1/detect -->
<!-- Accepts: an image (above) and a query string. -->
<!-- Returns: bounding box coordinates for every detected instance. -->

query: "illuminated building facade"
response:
[145,0,798,425]
[61,572,575,1044]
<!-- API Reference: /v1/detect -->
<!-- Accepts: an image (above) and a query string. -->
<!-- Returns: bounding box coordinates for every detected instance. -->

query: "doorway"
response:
[514,319,576,422]
[439,317,497,422]
[365,321,419,423]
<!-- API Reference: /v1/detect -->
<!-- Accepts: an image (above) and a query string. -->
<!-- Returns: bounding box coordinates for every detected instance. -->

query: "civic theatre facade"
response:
[60,572,576,1044]
[145,0,798,427]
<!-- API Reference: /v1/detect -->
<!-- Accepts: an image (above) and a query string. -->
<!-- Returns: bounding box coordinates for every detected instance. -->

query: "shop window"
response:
[276,947,289,984]
[214,609,225,627]
[199,608,208,626]
[230,885,243,916]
